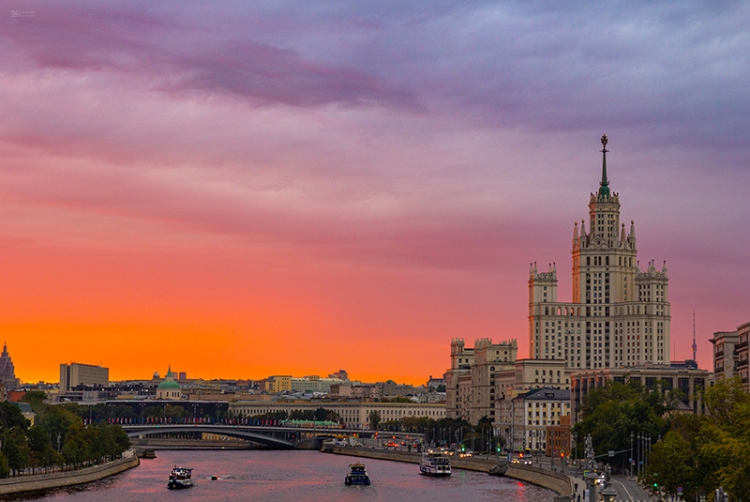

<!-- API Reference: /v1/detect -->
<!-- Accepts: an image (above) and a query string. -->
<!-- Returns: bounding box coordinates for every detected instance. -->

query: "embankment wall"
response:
[0,452,139,496]
[325,447,572,496]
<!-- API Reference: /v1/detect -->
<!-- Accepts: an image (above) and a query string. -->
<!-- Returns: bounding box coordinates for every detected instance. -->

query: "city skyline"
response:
[1,2,748,384]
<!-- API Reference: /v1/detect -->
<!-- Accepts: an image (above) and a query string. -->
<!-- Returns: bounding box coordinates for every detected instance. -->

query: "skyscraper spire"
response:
[598,134,610,198]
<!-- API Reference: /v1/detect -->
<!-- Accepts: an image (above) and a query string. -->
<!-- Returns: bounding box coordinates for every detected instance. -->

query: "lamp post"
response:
[630,431,634,477]
[601,482,617,502]
[636,433,641,477]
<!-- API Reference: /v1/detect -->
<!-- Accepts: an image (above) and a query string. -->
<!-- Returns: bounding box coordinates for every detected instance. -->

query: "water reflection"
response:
[14,450,552,502]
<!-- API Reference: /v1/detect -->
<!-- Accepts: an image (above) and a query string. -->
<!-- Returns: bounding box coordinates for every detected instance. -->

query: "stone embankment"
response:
[131,438,255,450]
[0,450,139,496]
[322,446,572,497]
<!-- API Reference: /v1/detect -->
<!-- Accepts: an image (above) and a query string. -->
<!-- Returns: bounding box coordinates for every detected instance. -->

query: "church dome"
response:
[157,380,181,390]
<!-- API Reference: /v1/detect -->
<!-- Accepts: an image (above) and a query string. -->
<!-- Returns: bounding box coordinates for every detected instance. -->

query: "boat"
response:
[419,450,452,476]
[168,466,194,489]
[344,462,371,486]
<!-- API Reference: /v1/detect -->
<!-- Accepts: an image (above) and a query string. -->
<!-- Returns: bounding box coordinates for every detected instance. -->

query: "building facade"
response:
[529,136,670,370]
[569,363,709,422]
[156,367,182,400]
[495,388,570,453]
[59,362,109,392]
[445,337,517,423]
[229,400,446,429]
[711,322,750,386]
[290,376,344,394]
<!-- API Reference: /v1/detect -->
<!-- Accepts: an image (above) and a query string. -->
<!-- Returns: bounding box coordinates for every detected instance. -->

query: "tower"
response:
[529,136,670,370]
[692,310,697,362]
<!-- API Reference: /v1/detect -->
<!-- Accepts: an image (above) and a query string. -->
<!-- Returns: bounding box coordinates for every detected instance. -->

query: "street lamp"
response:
[636,433,641,477]
[600,482,617,502]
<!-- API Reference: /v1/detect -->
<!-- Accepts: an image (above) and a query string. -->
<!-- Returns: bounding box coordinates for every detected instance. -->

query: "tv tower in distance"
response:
[692,310,697,362]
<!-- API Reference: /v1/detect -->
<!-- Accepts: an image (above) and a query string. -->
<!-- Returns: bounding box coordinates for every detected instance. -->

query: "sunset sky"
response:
[1,1,748,384]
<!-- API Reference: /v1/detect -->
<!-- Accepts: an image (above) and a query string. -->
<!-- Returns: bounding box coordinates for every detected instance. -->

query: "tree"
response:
[573,380,670,468]
[644,378,750,501]
[27,424,60,472]
[38,405,79,450]
[20,391,47,416]
[0,453,9,478]
[289,410,314,421]
[2,426,30,475]
[0,402,30,431]
[368,411,381,430]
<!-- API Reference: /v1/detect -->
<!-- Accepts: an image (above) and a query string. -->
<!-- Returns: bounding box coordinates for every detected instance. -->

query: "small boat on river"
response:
[345,462,371,486]
[168,466,194,489]
[419,450,452,476]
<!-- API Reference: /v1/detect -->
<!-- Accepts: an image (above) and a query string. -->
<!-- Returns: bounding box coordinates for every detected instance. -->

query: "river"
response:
[11,450,553,502]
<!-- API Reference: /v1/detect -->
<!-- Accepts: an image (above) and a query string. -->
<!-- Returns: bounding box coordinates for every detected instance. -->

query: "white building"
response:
[496,388,570,453]
[229,400,445,429]
[529,136,670,370]
[290,376,344,394]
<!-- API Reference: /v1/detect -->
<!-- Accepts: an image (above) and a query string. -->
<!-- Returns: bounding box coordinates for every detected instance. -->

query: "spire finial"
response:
[598,134,610,197]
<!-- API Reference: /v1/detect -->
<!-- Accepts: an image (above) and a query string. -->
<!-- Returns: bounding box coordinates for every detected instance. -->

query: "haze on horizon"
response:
[1,1,748,384]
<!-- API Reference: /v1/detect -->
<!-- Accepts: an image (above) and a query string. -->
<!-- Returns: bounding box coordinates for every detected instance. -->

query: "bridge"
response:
[122,424,421,449]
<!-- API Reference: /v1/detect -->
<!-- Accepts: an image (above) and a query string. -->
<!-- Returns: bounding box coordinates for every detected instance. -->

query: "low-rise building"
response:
[156,368,182,400]
[495,388,570,453]
[546,413,571,458]
[290,376,344,394]
[570,363,709,422]
[229,399,445,429]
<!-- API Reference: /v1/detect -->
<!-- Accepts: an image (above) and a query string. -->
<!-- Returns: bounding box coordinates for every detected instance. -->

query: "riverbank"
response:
[323,446,572,497]
[131,438,256,450]
[0,450,139,497]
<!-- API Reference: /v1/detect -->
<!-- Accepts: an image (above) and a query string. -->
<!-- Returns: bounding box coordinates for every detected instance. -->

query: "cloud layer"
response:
[0,0,748,381]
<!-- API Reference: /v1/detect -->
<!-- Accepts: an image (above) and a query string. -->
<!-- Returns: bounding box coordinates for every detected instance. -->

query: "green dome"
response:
[157,380,181,390]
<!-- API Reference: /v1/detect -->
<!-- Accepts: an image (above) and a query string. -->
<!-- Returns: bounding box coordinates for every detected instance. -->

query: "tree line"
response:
[0,392,131,477]
[574,377,750,501]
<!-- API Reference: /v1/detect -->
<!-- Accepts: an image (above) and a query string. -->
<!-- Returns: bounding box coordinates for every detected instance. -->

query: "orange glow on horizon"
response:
[1,237,517,386]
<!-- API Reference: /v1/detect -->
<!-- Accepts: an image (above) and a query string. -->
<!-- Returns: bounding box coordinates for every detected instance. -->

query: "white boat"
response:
[168,466,194,489]
[419,450,452,476]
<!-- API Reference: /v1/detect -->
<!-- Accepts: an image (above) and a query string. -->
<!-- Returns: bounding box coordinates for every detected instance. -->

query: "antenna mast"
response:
[692,310,697,362]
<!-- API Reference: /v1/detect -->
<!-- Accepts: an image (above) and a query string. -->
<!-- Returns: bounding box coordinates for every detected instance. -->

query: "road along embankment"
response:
[322,446,572,497]
[0,450,139,497]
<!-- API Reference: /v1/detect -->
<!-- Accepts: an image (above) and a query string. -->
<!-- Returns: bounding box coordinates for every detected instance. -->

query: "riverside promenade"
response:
[322,445,573,498]
[0,449,139,496]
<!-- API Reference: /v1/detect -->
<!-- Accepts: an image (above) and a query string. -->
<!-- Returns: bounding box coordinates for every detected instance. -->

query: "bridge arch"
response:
[124,425,295,449]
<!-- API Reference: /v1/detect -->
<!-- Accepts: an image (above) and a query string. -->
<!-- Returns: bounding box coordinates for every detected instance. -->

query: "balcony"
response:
[737,341,749,350]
